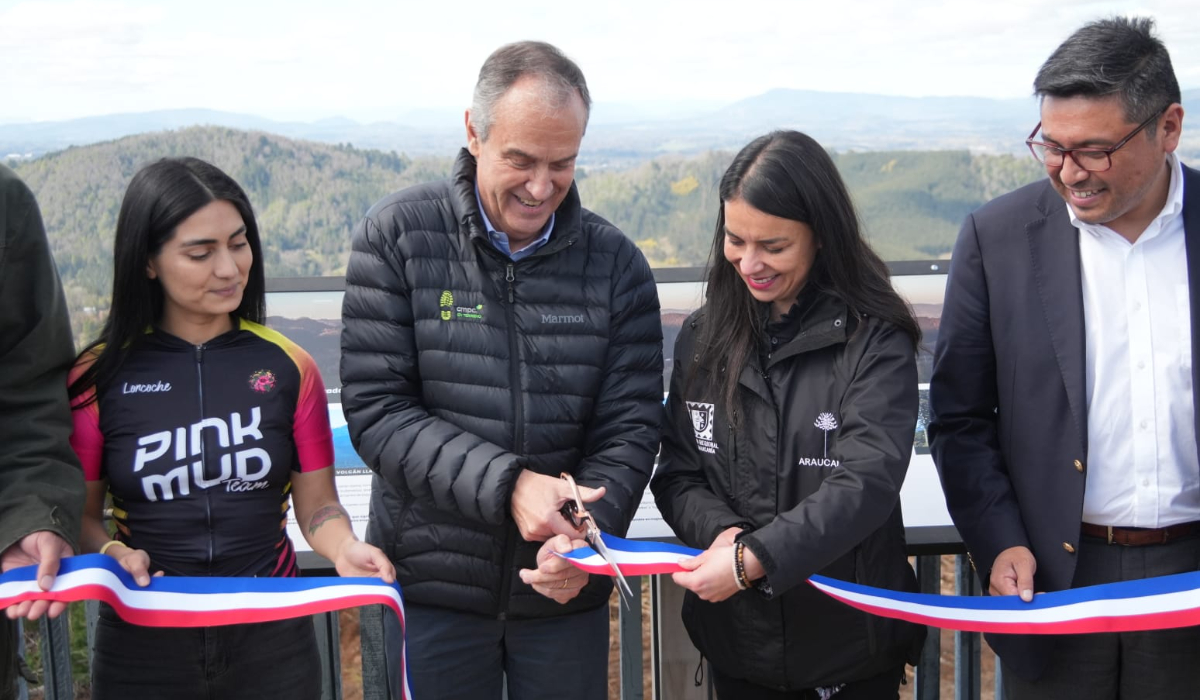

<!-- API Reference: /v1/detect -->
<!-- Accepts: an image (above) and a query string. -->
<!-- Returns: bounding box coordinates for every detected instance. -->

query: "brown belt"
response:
[1080,521,1200,546]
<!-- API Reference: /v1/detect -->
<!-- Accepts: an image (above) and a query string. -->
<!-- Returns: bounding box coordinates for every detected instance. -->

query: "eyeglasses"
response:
[1025,105,1168,172]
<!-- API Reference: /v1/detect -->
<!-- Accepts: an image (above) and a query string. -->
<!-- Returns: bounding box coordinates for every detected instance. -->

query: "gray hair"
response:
[470,41,591,142]
[1034,16,1180,125]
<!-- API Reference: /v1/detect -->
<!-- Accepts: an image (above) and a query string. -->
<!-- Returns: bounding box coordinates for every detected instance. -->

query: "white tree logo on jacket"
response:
[814,412,839,458]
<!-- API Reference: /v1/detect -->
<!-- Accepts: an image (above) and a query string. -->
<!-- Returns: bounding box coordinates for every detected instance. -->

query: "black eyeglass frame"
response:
[1025,105,1170,172]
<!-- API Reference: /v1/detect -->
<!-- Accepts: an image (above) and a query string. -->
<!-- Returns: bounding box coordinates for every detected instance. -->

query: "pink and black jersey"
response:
[70,319,334,578]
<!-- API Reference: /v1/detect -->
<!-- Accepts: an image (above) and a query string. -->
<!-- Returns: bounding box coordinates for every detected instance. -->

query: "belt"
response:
[1080,521,1200,546]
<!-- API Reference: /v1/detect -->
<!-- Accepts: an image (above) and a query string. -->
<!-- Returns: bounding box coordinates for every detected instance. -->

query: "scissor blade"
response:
[590,532,634,608]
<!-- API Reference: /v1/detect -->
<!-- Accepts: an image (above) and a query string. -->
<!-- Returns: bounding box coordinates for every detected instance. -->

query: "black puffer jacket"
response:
[651,290,925,690]
[341,150,663,619]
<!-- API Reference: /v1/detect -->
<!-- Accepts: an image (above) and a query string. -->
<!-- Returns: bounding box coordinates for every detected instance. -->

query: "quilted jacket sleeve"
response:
[340,213,524,527]
[572,237,663,537]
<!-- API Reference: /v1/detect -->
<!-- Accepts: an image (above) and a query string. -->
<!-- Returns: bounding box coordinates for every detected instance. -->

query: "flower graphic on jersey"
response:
[814,412,839,457]
[439,290,454,321]
[248,369,277,394]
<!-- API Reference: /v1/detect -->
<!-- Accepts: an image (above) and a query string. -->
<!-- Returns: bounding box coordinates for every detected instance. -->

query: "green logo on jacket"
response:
[439,290,484,322]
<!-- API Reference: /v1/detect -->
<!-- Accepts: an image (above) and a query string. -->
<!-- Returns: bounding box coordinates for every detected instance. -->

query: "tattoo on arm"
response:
[307,505,348,537]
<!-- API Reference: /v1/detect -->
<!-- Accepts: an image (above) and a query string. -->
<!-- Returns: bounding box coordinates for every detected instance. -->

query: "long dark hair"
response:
[698,130,920,418]
[69,157,265,405]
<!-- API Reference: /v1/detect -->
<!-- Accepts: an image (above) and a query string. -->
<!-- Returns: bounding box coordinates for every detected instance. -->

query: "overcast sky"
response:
[3,0,1198,124]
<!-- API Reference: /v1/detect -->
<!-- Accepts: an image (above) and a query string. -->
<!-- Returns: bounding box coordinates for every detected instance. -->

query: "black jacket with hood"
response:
[340,150,663,619]
[652,289,925,690]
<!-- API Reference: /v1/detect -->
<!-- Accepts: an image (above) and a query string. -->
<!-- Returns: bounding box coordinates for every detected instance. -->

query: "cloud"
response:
[1,0,1197,123]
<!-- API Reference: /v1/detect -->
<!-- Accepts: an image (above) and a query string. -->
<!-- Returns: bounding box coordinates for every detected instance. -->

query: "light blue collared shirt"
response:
[475,186,555,262]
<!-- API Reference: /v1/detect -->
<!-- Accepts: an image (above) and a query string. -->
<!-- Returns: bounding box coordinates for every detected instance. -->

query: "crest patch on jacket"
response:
[686,401,718,454]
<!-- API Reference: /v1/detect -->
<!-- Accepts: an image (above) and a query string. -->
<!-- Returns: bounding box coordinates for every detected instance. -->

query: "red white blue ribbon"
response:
[558,533,699,575]
[808,571,1200,634]
[1,554,412,696]
[563,534,1200,634]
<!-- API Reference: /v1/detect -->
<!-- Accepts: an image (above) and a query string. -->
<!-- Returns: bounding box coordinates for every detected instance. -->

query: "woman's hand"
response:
[672,544,741,602]
[333,539,396,584]
[105,544,163,587]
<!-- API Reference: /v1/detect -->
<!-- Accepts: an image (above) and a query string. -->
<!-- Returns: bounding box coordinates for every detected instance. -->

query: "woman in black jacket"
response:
[651,130,926,699]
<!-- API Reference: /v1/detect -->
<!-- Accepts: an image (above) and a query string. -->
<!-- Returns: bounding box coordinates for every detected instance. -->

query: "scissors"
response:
[559,472,633,607]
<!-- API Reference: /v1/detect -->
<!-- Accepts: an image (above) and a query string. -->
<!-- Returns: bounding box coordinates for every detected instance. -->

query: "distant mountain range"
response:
[7,88,1196,166]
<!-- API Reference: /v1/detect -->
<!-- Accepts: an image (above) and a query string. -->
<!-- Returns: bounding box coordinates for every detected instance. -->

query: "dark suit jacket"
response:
[928,164,1200,680]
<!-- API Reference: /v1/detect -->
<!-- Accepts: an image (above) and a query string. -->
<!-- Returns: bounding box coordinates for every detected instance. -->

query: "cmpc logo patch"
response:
[439,290,485,322]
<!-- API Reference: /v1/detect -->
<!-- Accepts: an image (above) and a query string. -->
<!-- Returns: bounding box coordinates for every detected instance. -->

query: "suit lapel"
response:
[1026,185,1088,456]
[1182,167,1200,458]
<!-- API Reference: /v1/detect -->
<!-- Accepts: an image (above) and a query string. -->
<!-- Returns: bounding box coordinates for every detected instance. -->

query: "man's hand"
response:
[1,531,74,620]
[519,535,590,604]
[990,546,1037,602]
[510,470,605,542]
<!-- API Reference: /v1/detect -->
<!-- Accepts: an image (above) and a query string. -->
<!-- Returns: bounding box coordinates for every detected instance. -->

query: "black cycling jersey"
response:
[71,319,333,577]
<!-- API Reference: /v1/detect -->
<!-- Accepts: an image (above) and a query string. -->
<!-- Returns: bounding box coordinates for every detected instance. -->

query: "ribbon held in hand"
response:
[1,554,412,696]
[562,534,1200,634]
[557,532,701,576]
[810,570,1200,635]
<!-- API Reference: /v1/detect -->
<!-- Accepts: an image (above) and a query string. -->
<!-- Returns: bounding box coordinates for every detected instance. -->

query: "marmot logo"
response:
[541,314,585,324]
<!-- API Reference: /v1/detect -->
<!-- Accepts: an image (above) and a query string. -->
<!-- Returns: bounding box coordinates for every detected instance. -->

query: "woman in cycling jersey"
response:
[68,157,394,700]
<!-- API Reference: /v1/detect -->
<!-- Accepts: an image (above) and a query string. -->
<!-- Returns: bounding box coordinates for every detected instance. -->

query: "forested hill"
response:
[13,127,451,342]
[12,126,1043,344]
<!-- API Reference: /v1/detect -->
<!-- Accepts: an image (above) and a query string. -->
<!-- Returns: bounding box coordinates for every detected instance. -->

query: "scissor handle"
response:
[559,473,589,530]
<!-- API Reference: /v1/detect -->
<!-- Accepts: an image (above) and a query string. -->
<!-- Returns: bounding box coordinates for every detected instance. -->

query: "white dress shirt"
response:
[1078,154,1199,528]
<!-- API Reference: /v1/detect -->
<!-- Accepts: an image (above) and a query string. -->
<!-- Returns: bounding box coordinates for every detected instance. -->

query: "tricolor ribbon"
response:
[808,571,1200,634]
[558,533,699,575]
[1,554,411,697]
[563,534,1200,634]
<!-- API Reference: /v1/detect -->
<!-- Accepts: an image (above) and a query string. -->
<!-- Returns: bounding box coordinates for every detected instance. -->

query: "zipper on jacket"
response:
[498,262,523,618]
[728,411,738,500]
[194,344,215,572]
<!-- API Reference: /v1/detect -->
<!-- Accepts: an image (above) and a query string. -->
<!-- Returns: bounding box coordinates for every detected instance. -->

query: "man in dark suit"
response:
[929,16,1197,698]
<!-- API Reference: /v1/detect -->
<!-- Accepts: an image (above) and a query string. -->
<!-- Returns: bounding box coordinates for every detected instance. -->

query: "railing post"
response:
[313,611,342,700]
[915,555,942,700]
[360,604,390,700]
[85,600,98,671]
[16,618,28,700]
[37,612,73,700]
[954,555,981,700]
[619,576,644,700]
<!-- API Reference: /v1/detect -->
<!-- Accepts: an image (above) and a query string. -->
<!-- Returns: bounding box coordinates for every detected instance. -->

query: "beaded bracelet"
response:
[732,541,751,590]
[99,540,124,556]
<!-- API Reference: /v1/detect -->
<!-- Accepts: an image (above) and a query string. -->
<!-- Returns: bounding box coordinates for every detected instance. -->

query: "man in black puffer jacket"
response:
[340,41,663,700]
